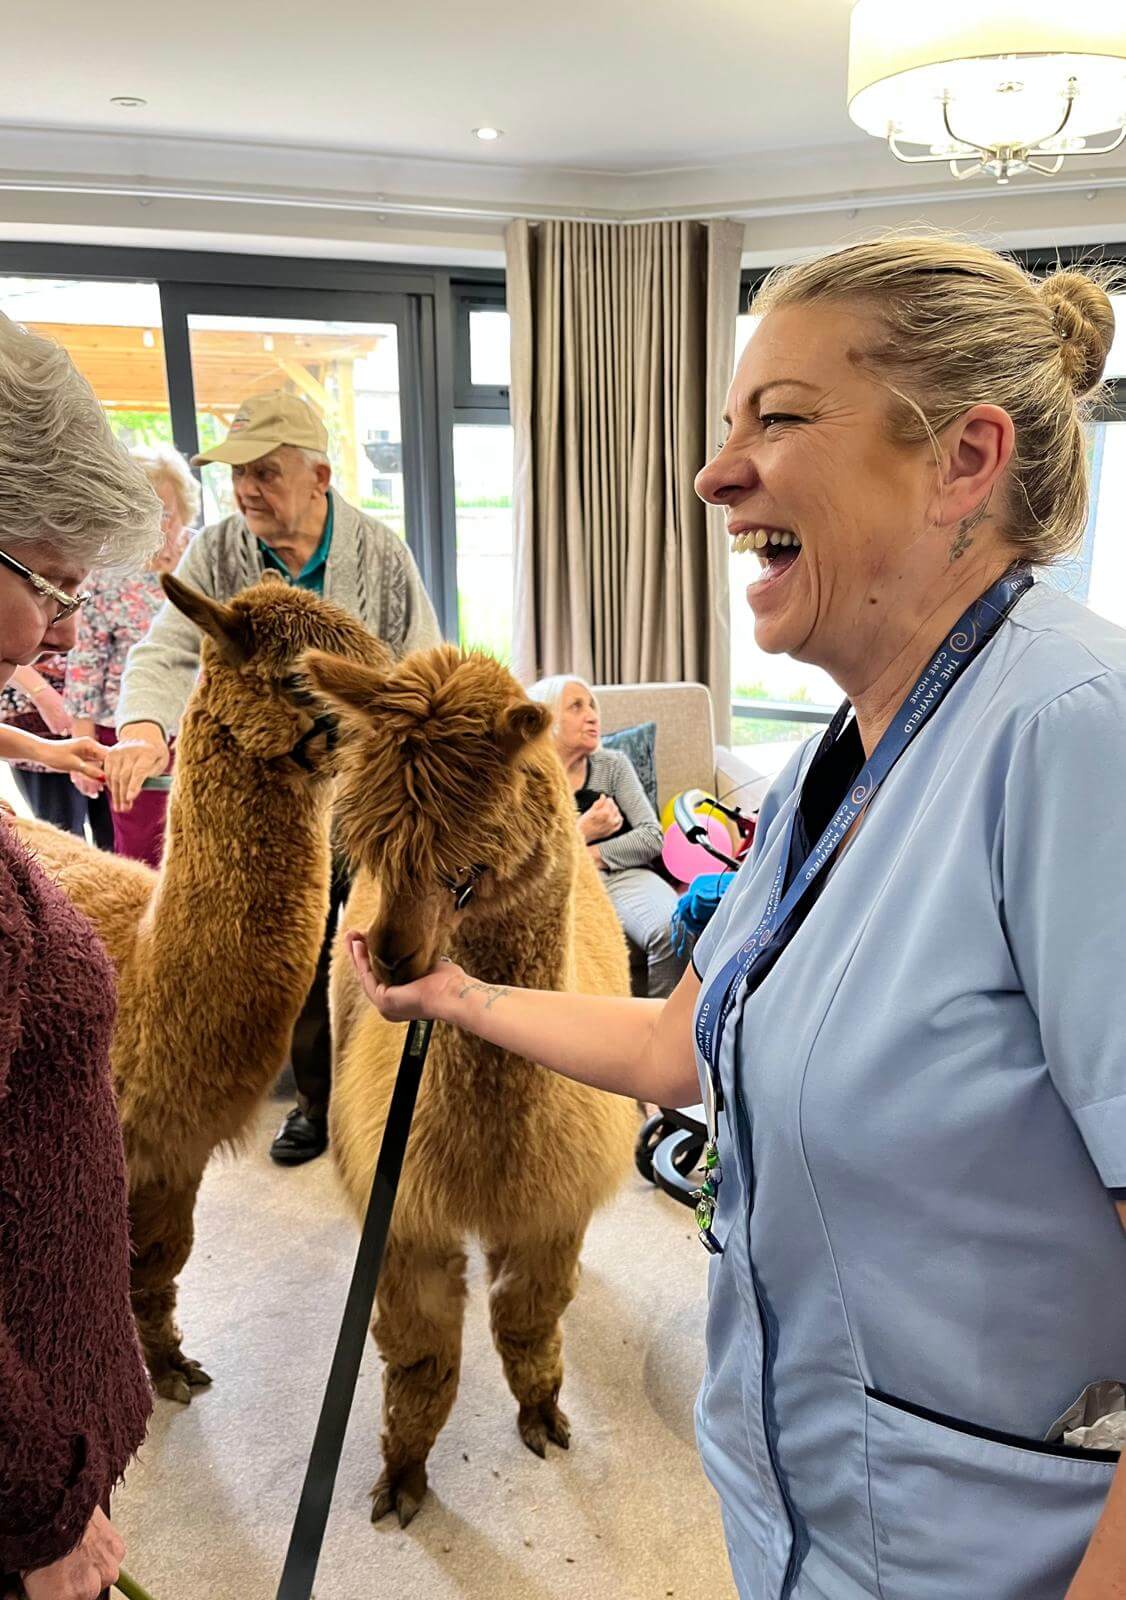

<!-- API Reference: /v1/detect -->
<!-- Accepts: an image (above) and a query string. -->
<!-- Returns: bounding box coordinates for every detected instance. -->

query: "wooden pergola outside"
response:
[23,321,387,503]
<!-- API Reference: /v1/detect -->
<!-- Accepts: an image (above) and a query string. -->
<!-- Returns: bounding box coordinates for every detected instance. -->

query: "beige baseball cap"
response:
[191,391,329,467]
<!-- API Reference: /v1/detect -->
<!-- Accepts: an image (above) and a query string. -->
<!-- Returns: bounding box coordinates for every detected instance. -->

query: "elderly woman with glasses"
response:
[0,313,160,1600]
[0,544,111,839]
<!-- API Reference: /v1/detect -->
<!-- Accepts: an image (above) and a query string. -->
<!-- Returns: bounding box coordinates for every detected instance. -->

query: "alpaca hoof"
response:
[180,1358,213,1388]
[518,1398,571,1458]
[152,1354,213,1405]
[370,1462,428,1528]
[154,1371,193,1405]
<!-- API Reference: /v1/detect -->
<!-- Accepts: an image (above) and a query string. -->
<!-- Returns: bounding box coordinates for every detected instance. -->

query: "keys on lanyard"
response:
[690,565,1034,1254]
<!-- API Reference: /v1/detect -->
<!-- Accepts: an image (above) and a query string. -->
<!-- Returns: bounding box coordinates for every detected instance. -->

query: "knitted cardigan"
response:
[115,489,442,736]
[0,820,151,1576]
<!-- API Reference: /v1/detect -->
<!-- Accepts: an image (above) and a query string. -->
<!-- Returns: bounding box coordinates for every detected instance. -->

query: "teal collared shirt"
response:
[258,498,334,593]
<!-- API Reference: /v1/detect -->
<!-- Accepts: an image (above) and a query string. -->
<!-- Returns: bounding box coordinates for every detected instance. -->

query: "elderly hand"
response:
[577,795,622,843]
[69,771,103,800]
[39,737,105,784]
[22,1506,125,1600]
[345,931,464,1024]
[104,724,169,812]
[29,684,72,736]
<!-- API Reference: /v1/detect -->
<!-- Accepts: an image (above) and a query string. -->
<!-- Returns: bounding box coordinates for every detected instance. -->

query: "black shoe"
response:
[270,1106,328,1166]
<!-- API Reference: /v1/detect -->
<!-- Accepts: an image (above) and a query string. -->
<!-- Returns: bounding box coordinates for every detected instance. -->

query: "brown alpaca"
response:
[304,643,636,1526]
[14,572,388,1402]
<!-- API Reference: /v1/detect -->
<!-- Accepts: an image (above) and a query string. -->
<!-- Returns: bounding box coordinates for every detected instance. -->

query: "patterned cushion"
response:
[602,720,658,813]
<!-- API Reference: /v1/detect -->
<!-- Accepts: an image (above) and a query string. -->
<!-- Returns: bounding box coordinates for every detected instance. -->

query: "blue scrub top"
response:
[692,583,1126,1600]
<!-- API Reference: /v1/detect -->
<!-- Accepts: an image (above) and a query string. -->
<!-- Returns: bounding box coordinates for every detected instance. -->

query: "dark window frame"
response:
[452,279,511,421]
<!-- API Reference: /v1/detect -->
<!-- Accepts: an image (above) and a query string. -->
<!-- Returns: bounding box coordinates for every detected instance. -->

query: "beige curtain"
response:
[507,218,743,743]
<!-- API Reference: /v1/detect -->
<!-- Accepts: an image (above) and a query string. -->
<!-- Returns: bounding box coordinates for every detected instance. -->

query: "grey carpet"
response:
[114,1099,737,1600]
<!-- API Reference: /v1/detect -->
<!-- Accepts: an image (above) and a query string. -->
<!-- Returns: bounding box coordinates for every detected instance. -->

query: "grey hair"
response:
[132,443,201,527]
[0,314,162,571]
[297,447,331,471]
[526,673,597,733]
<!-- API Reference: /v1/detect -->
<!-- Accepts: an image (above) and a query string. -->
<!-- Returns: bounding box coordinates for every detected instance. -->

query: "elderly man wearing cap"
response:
[104,391,441,1165]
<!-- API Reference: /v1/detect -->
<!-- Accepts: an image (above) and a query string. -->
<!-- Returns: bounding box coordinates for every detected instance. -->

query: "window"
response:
[728,301,836,776]
[0,276,172,450]
[184,312,406,534]
[452,283,513,659]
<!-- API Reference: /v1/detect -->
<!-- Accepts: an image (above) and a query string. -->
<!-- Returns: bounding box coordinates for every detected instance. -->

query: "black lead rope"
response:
[275,1017,435,1600]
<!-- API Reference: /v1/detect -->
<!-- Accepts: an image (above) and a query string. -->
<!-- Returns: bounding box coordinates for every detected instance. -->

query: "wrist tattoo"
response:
[457,980,511,1011]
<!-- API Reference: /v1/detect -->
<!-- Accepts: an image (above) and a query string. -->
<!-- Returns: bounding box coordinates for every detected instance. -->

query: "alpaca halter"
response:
[439,863,487,911]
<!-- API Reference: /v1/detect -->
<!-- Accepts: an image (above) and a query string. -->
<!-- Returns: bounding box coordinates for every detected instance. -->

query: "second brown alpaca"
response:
[14,572,388,1401]
[306,643,637,1526]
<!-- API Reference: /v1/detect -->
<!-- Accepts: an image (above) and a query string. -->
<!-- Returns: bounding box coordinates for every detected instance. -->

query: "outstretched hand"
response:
[345,931,464,1023]
[41,736,105,783]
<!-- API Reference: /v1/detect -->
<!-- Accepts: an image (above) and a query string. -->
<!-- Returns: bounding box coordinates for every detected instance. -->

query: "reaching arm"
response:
[0,727,104,781]
[112,532,211,738]
[345,935,702,1108]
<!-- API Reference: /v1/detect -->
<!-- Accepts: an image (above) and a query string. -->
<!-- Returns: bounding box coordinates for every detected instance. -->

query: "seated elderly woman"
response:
[0,314,159,1600]
[528,674,687,999]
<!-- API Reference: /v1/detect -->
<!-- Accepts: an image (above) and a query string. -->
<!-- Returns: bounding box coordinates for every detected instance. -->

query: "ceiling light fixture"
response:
[848,1,1126,184]
[110,96,148,108]
[473,126,503,142]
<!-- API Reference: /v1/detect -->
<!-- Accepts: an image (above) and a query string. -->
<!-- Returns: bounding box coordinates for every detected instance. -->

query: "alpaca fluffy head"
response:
[164,571,389,772]
[304,643,566,983]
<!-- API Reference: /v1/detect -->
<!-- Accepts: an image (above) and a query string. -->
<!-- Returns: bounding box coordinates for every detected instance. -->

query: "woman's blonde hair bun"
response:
[1039,270,1117,397]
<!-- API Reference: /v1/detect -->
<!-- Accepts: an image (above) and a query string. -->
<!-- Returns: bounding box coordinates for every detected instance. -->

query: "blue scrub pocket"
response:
[863,1388,1117,1600]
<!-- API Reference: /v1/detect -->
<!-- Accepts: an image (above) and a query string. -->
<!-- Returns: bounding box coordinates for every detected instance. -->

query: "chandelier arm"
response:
[1036,80,1079,147]
[887,132,963,166]
[1030,125,1126,160]
[949,157,986,181]
[941,99,993,159]
[1025,155,1066,176]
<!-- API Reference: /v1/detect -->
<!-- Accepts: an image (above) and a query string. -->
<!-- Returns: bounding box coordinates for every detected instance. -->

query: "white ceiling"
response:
[4,0,1126,256]
[11,0,863,169]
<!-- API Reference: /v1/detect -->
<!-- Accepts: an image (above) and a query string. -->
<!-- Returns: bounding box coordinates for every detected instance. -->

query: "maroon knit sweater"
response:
[0,819,151,1575]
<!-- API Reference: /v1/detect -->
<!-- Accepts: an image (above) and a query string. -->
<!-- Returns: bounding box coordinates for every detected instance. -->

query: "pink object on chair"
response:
[661,816,733,885]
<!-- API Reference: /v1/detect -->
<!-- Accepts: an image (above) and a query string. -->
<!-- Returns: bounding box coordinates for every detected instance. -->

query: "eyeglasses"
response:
[0,547,90,624]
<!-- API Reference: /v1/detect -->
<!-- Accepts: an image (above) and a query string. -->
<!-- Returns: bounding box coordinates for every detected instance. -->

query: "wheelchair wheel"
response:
[635,1112,674,1183]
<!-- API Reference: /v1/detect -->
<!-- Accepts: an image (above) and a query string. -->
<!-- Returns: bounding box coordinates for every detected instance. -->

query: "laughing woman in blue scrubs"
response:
[347,235,1126,1599]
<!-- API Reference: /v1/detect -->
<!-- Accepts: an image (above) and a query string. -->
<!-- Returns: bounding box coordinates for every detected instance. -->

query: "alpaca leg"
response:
[486,1232,584,1459]
[369,1237,468,1527]
[129,1175,208,1405]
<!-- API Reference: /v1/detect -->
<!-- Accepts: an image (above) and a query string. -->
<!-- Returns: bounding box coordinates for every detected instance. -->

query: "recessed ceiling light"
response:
[110,96,147,108]
[473,126,503,142]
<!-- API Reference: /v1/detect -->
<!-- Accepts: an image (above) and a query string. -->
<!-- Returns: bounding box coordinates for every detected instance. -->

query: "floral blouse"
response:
[63,570,165,726]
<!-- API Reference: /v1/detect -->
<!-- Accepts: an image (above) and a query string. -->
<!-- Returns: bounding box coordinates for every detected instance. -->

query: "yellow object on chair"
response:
[661,791,737,848]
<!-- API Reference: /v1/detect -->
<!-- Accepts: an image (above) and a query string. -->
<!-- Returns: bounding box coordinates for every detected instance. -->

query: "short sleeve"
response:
[999,674,1126,1186]
[691,736,814,980]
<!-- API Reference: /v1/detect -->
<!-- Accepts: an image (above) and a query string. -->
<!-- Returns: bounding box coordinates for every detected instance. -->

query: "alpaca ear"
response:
[301,649,387,726]
[161,574,253,667]
[499,700,552,759]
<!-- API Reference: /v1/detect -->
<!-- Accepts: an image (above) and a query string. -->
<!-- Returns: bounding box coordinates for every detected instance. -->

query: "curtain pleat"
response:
[507,217,741,740]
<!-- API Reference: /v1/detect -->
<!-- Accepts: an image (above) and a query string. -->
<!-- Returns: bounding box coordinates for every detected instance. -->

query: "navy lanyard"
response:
[690,565,1033,1251]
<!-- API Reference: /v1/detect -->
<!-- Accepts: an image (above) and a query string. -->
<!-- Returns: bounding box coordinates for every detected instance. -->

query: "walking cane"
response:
[275,1018,436,1600]
[115,1571,159,1600]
